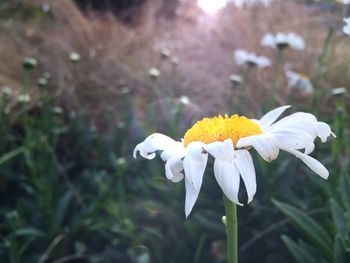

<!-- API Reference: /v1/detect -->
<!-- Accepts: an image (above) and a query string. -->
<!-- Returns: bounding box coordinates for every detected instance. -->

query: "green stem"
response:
[271,48,284,102]
[224,195,238,263]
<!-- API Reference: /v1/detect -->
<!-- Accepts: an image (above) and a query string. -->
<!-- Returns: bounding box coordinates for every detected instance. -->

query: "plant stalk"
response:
[224,195,238,263]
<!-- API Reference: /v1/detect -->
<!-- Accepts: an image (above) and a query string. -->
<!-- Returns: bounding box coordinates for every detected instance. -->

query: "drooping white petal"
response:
[184,177,200,217]
[133,133,185,160]
[305,142,315,155]
[165,154,185,182]
[133,142,156,160]
[313,122,334,142]
[214,159,242,205]
[237,134,279,162]
[234,150,257,203]
[203,139,235,161]
[257,105,291,130]
[281,147,329,179]
[266,112,317,133]
[183,142,208,191]
[270,130,314,150]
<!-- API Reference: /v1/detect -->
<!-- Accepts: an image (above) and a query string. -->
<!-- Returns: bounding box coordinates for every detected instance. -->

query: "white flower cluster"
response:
[261,33,305,50]
[234,49,271,68]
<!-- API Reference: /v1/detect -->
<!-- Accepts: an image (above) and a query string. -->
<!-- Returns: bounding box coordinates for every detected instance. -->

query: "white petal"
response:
[184,177,200,217]
[282,147,329,179]
[234,150,256,203]
[304,142,315,155]
[143,133,181,152]
[313,122,333,142]
[266,112,317,133]
[133,142,156,160]
[237,134,279,162]
[203,139,235,161]
[257,105,291,130]
[270,130,314,150]
[165,154,185,182]
[183,142,208,191]
[214,159,242,205]
[133,133,185,160]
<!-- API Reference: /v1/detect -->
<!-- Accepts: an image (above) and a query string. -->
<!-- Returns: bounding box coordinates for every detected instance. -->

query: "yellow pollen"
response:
[298,73,309,80]
[183,114,262,147]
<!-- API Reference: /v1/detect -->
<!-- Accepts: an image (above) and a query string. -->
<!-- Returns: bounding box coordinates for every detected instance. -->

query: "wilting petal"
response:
[271,130,314,150]
[203,139,235,161]
[183,142,208,191]
[257,105,291,130]
[282,147,329,179]
[165,154,185,183]
[237,134,279,162]
[313,122,334,142]
[214,159,242,205]
[304,142,315,155]
[234,150,256,203]
[133,142,156,160]
[133,133,185,160]
[184,177,200,217]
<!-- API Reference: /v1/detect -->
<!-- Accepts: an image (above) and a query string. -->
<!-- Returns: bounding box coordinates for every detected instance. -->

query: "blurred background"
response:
[0,0,349,262]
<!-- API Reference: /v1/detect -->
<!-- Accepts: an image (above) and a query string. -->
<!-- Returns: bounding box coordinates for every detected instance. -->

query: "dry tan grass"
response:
[0,0,348,127]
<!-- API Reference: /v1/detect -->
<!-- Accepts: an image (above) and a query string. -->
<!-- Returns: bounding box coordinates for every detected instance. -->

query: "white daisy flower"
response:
[285,70,314,95]
[336,0,350,4]
[261,33,305,50]
[343,17,350,35]
[133,106,335,217]
[234,49,271,68]
[232,0,272,7]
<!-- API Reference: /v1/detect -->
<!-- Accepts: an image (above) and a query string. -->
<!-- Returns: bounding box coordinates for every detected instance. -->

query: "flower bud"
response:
[160,48,171,59]
[69,52,80,63]
[22,57,38,70]
[37,77,48,87]
[230,74,243,86]
[331,87,347,96]
[179,95,190,105]
[17,94,30,103]
[148,67,160,79]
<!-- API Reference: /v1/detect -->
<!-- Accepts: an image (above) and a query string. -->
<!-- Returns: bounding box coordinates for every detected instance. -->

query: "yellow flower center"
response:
[298,73,309,80]
[183,114,262,147]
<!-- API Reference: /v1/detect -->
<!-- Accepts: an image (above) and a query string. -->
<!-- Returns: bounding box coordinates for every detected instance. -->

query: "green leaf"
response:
[15,228,45,238]
[339,171,350,211]
[273,199,332,259]
[0,147,26,165]
[334,235,349,263]
[281,235,318,263]
[55,191,73,225]
[330,199,347,237]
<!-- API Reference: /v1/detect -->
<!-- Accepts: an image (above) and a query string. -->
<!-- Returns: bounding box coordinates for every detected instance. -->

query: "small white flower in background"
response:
[336,0,350,4]
[160,48,171,59]
[234,49,271,68]
[343,17,350,35]
[179,95,190,105]
[69,52,80,63]
[42,3,50,13]
[232,0,272,7]
[17,94,30,103]
[285,70,314,95]
[148,67,160,79]
[134,106,335,217]
[331,87,347,96]
[261,33,305,50]
[1,86,13,97]
[52,107,63,115]
[171,56,179,66]
[230,74,243,86]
